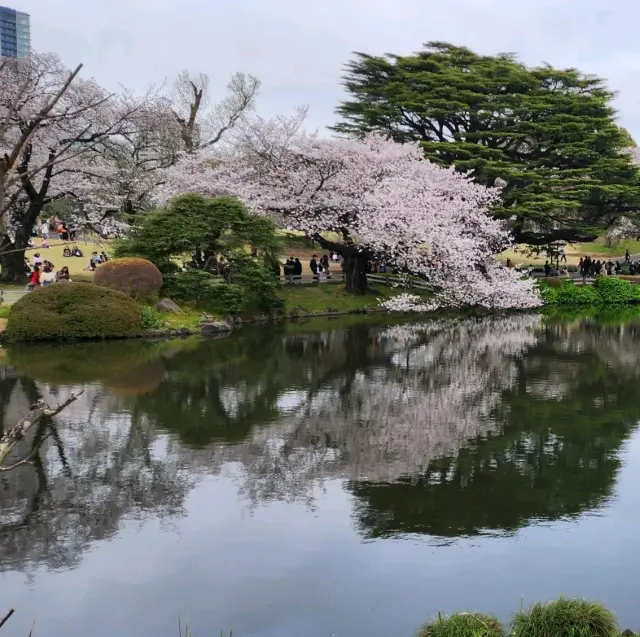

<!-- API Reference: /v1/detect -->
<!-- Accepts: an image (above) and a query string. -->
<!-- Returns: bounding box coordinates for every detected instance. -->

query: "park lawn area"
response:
[280,282,429,314]
[24,237,111,276]
[500,236,640,267]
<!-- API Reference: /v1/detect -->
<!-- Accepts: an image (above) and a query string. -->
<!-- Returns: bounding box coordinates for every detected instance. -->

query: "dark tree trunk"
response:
[0,227,30,283]
[313,233,371,295]
[0,200,42,283]
[1,145,52,282]
[343,253,368,294]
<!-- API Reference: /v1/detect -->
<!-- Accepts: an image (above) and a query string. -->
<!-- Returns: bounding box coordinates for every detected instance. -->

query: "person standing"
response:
[558,244,567,263]
[293,257,302,282]
[309,255,318,281]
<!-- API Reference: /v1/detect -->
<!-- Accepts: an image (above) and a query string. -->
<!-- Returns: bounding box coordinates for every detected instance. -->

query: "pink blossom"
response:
[160,110,541,309]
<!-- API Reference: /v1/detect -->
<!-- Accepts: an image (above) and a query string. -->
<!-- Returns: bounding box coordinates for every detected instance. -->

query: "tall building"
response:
[0,5,30,58]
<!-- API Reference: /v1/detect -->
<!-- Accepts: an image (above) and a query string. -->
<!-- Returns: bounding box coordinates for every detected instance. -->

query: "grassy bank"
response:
[280,282,423,314]
[150,282,430,333]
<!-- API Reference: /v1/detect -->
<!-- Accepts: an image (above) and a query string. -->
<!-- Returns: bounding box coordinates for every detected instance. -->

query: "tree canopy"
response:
[115,194,280,273]
[160,115,540,308]
[333,41,640,246]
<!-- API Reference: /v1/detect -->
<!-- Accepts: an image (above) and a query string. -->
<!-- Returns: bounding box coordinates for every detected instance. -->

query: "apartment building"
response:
[0,5,30,58]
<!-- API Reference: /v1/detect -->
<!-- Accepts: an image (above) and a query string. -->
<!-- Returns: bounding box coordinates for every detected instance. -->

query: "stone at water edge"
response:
[156,298,183,314]
[200,320,233,336]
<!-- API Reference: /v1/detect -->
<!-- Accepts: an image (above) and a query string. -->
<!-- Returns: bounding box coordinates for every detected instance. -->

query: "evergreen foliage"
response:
[6,283,143,341]
[333,42,640,246]
[115,194,280,273]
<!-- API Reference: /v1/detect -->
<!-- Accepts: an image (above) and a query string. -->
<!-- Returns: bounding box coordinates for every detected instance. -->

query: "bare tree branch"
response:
[170,70,260,153]
[0,390,85,468]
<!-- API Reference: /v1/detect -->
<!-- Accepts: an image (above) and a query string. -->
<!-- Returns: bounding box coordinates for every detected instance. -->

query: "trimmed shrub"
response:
[554,280,600,306]
[593,276,640,304]
[418,613,504,637]
[162,270,219,304]
[511,597,618,637]
[93,257,163,301]
[6,283,143,341]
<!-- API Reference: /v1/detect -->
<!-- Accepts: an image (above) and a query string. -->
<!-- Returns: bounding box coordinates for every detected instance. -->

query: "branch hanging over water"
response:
[0,390,85,469]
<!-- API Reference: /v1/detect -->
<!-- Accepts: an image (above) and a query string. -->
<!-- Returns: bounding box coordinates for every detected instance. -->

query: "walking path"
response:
[1,289,26,305]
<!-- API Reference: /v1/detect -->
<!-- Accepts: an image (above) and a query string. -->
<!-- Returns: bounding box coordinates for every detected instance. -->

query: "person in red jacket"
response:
[27,265,41,291]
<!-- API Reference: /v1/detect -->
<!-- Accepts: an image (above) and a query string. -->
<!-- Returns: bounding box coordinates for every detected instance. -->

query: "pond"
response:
[1,311,640,637]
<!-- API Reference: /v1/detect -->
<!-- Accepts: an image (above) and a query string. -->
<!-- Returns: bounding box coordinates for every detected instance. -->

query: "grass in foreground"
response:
[418,612,503,637]
[511,597,618,637]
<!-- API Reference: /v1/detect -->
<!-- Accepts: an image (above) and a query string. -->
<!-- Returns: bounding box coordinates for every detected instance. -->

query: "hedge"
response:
[538,277,640,307]
[6,283,143,341]
[93,257,163,301]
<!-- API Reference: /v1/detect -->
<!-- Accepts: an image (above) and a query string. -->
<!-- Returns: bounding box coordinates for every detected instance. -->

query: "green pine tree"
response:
[333,42,640,246]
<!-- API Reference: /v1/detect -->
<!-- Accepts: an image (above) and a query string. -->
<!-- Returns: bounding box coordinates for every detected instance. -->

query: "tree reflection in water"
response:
[2,312,640,572]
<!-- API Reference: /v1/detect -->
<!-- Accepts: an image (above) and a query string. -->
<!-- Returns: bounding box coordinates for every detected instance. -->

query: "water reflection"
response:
[1,313,639,576]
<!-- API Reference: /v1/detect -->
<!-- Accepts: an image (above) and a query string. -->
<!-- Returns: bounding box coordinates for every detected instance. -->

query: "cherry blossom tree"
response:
[0,53,165,280]
[160,110,541,308]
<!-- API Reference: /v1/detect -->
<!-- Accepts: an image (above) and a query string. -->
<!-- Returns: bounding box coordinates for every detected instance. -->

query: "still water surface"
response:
[1,313,640,636]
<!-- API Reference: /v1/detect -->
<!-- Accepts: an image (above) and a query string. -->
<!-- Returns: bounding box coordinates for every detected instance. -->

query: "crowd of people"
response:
[33,215,77,248]
[25,251,72,290]
[24,248,109,291]
[282,253,340,283]
[278,253,396,283]
[539,252,640,278]
[577,255,640,276]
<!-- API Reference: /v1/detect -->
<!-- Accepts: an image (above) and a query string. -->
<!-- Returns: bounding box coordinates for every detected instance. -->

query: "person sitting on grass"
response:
[32,252,43,268]
[63,246,72,257]
[26,265,40,291]
[88,252,101,271]
[56,266,71,282]
[71,246,83,257]
[100,251,109,263]
[40,264,56,287]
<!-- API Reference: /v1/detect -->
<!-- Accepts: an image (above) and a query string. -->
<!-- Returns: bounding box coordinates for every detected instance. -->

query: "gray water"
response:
[1,312,640,636]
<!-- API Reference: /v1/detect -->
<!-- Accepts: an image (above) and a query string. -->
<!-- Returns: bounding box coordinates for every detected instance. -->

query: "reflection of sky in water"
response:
[3,315,640,637]
[276,390,307,412]
[4,433,640,637]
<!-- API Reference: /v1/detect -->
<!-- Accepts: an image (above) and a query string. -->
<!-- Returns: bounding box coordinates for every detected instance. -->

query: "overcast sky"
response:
[12,0,640,138]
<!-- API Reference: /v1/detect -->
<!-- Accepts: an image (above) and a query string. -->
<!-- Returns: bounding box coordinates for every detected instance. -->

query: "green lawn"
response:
[571,237,640,256]
[280,282,429,314]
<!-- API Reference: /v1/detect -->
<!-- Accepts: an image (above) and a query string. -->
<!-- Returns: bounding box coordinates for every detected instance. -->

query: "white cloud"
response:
[13,0,640,139]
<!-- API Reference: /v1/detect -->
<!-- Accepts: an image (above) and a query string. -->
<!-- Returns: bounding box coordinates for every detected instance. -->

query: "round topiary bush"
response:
[511,597,618,637]
[418,613,503,637]
[6,283,144,341]
[93,257,163,301]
